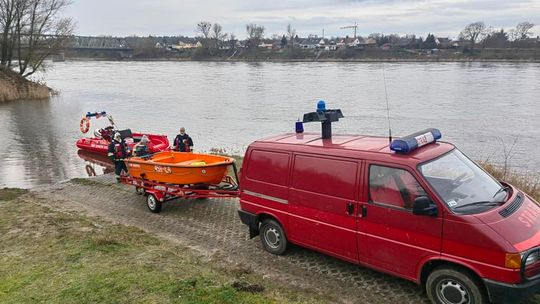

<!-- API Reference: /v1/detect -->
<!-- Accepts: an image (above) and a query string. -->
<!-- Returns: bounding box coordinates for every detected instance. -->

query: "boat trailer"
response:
[120,175,240,213]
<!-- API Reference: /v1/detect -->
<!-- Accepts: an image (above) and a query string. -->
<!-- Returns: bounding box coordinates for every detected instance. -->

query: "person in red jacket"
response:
[173,127,193,152]
[108,132,129,182]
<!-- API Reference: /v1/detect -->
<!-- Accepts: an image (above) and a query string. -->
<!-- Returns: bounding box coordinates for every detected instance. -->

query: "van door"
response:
[358,163,442,280]
[288,154,360,263]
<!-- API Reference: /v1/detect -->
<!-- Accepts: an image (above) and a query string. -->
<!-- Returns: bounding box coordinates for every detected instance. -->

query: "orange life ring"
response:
[80,117,90,133]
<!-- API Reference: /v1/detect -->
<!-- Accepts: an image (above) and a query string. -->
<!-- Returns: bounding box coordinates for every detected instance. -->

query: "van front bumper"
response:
[484,277,540,304]
[238,210,259,238]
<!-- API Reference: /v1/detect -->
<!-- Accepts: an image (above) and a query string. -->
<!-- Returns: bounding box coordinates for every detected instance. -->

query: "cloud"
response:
[66,0,540,38]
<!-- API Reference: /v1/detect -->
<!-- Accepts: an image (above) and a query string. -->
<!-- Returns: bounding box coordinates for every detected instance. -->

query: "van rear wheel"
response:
[426,266,486,304]
[260,219,287,255]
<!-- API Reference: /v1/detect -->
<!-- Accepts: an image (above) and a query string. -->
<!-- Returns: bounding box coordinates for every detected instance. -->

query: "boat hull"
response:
[125,151,234,185]
[76,133,169,155]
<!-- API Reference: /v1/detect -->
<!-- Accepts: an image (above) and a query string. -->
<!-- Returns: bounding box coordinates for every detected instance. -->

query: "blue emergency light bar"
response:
[86,111,107,118]
[390,128,442,154]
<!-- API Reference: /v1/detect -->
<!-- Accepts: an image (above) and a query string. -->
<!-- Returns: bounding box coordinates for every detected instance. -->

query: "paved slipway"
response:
[25,176,540,304]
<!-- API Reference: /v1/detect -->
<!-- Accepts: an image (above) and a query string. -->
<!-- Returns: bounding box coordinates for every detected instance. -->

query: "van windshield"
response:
[419,149,507,214]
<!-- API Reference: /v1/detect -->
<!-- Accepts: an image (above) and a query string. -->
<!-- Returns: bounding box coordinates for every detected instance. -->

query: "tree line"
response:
[0,0,73,78]
[186,20,536,53]
[459,21,536,51]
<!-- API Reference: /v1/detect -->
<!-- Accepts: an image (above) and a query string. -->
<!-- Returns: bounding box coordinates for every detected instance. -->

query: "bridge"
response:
[68,36,132,51]
[17,34,134,59]
[65,35,134,58]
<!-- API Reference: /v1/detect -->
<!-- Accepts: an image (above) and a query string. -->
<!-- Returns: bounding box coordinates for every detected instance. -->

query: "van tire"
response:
[426,266,486,304]
[260,219,287,255]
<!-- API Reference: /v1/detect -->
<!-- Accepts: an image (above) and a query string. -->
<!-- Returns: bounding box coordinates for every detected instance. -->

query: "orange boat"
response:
[125,151,234,185]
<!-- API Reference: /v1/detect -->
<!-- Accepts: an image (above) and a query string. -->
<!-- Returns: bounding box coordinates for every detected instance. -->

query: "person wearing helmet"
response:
[173,127,193,152]
[96,126,114,141]
[108,132,129,182]
[132,135,153,157]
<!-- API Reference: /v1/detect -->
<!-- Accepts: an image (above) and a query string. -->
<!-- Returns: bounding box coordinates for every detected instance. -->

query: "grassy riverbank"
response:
[0,68,51,102]
[0,188,319,304]
[481,163,540,202]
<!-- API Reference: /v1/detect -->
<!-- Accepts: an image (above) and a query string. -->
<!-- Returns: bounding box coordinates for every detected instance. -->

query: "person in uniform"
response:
[108,132,129,182]
[132,135,153,157]
[173,127,193,152]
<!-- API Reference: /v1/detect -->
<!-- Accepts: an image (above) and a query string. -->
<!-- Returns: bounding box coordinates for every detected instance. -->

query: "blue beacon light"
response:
[390,128,442,154]
[317,100,326,112]
[295,119,304,133]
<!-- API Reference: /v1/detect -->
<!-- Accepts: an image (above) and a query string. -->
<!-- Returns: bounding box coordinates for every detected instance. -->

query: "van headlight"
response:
[525,251,540,266]
[523,249,540,279]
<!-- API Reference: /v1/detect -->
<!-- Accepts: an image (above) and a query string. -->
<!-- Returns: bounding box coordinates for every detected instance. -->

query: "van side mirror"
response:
[413,196,438,216]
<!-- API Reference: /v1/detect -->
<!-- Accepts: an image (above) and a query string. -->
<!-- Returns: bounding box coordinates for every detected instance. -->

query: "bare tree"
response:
[211,23,224,40]
[210,23,225,50]
[0,0,18,66]
[459,21,487,51]
[18,0,73,77]
[1,0,74,77]
[513,22,535,40]
[246,23,264,48]
[195,21,212,39]
[228,33,236,49]
[286,23,296,48]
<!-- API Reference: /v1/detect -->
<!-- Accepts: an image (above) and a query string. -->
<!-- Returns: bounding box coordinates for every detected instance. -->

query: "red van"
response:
[238,129,540,304]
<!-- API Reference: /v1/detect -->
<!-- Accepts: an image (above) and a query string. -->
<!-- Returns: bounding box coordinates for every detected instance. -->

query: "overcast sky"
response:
[66,0,540,38]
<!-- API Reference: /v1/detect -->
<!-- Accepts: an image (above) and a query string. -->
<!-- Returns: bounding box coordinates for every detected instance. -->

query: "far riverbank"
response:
[64,46,540,62]
[64,57,540,63]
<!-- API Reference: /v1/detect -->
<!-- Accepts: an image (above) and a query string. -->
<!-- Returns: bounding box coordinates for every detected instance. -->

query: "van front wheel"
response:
[426,266,486,304]
[260,219,287,255]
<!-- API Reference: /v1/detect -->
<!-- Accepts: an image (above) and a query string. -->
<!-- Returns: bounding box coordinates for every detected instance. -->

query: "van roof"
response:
[253,133,455,165]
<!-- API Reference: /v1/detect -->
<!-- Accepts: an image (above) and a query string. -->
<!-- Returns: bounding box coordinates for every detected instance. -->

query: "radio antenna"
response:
[382,64,392,144]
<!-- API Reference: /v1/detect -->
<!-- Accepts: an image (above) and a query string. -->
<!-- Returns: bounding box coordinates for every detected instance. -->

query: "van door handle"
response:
[347,202,354,215]
[361,205,367,218]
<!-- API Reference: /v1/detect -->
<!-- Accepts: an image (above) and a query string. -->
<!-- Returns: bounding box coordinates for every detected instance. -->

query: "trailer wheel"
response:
[146,194,162,213]
[260,219,287,255]
[426,266,486,304]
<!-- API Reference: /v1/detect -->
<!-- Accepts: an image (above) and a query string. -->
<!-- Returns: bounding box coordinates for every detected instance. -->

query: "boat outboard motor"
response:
[302,100,344,139]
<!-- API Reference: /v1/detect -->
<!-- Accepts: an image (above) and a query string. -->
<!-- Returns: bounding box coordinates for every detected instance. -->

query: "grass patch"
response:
[0,188,28,201]
[0,197,321,304]
[71,178,108,187]
[480,162,540,202]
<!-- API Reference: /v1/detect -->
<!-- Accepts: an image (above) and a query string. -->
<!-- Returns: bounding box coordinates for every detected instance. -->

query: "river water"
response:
[0,61,539,188]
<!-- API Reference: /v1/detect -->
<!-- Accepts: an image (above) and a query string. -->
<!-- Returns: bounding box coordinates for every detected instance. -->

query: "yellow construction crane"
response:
[340,22,358,38]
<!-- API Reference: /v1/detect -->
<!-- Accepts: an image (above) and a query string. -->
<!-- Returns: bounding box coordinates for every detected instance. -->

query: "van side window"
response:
[369,165,427,209]
[246,150,290,186]
[292,155,357,200]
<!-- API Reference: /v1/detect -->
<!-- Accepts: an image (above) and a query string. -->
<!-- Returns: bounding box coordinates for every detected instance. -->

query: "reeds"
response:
[0,68,51,102]
[480,161,540,202]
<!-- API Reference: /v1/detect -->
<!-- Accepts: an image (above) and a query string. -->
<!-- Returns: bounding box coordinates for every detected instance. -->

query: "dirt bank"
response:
[20,176,540,304]
[0,68,51,102]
